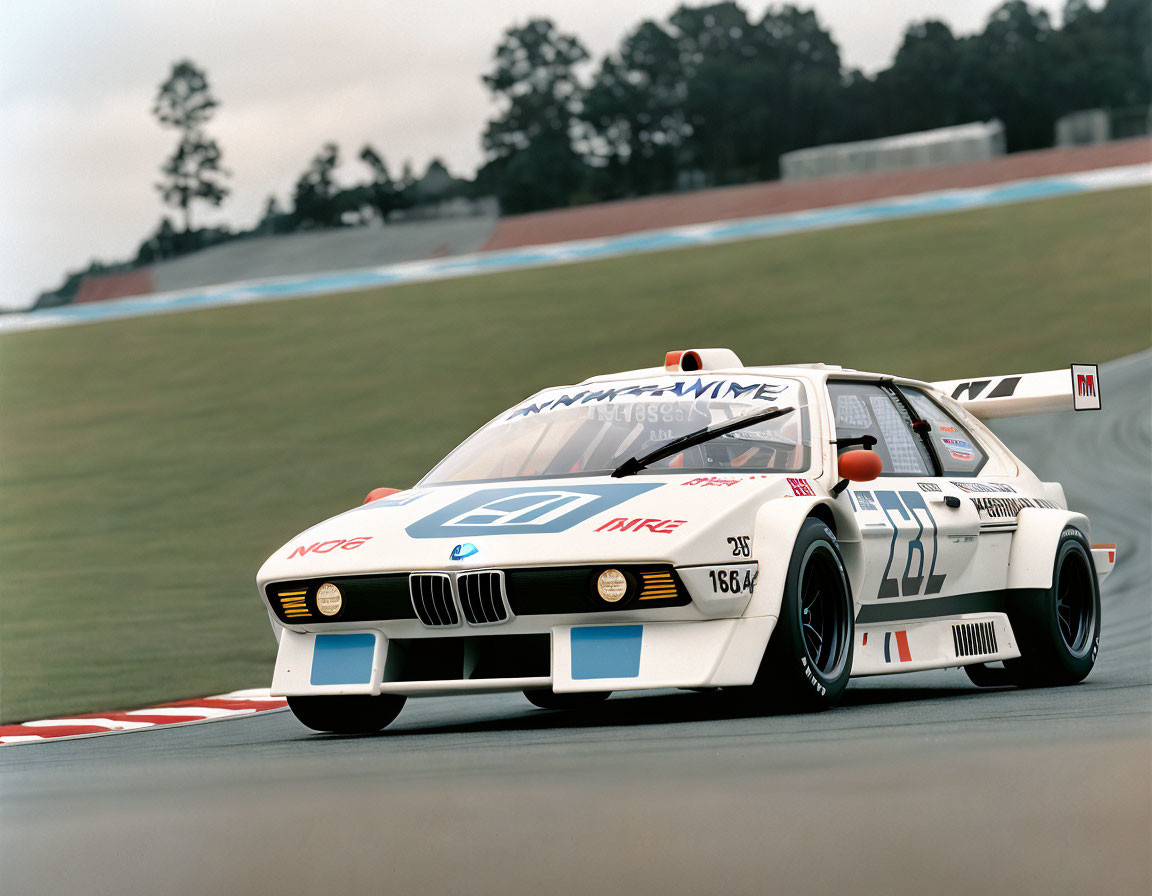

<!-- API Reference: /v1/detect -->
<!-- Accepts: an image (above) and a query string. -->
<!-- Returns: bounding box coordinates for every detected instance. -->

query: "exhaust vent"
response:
[952,620,998,658]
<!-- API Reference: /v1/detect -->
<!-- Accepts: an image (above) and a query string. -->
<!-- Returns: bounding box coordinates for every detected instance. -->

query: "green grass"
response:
[1,186,1149,723]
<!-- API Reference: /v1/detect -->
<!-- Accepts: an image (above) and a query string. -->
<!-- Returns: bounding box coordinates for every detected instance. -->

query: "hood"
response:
[256,472,816,586]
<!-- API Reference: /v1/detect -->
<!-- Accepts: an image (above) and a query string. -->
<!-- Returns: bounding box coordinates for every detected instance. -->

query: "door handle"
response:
[926,493,962,508]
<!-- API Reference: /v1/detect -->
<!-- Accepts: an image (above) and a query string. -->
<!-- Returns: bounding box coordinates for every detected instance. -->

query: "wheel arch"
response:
[746,496,861,619]
[1006,508,1091,590]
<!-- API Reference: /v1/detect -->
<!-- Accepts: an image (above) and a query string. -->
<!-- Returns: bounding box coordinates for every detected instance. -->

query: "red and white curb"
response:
[0,688,287,746]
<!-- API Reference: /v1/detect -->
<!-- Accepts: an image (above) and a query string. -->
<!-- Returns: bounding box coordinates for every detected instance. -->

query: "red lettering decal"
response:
[652,519,686,534]
[595,518,630,532]
[340,536,372,550]
[788,478,815,497]
[287,543,319,559]
[635,518,664,532]
[314,540,345,554]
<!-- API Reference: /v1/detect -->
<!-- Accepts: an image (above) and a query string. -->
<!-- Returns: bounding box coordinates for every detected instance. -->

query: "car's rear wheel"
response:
[523,689,611,710]
[287,694,406,734]
[741,518,854,713]
[1003,527,1100,688]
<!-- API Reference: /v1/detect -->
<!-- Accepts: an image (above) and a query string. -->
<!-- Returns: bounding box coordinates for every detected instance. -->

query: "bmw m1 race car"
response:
[256,349,1115,733]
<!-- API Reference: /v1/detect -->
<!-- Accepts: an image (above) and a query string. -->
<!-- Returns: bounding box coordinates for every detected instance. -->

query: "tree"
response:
[291,142,345,229]
[481,18,590,213]
[873,21,972,136]
[152,60,229,231]
[583,20,687,197]
[358,144,401,221]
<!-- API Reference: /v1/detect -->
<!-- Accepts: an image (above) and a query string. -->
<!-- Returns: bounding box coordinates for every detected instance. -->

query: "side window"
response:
[828,382,932,477]
[904,389,987,476]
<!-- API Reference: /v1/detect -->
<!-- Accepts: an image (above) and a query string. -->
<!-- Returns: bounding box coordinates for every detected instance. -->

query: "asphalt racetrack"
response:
[2,352,1149,896]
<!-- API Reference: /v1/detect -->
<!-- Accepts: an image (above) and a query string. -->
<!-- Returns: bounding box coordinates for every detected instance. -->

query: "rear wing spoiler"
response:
[931,364,1101,419]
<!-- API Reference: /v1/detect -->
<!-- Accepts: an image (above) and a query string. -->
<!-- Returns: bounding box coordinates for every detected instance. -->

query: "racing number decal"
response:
[708,568,756,594]
[727,536,751,558]
[875,490,945,598]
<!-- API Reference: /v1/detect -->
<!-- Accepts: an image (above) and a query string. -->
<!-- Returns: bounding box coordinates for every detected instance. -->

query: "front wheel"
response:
[1004,527,1101,688]
[741,518,854,713]
[287,694,406,734]
[523,689,611,710]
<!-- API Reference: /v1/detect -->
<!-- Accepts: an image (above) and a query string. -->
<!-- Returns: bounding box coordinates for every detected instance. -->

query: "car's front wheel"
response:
[1003,527,1100,688]
[523,689,611,710]
[741,517,854,713]
[287,694,406,734]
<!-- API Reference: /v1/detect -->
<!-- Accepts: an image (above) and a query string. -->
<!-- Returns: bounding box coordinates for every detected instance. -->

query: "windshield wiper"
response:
[611,406,795,478]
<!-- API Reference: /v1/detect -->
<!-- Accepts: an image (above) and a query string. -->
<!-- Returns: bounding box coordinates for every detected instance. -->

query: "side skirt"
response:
[850,611,1021,677]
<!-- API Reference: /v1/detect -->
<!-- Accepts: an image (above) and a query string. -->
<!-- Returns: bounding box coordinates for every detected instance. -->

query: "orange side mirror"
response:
[838,449,883,482]
[363,487,402,505]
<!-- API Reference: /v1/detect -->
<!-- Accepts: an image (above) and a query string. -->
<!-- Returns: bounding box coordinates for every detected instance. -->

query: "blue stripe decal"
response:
[4,165,1146,333]
[310,633,375,686]
[571,625,643,680]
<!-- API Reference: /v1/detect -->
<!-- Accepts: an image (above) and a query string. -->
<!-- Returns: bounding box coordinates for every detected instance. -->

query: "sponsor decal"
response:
[406,483,661,538]
[950,376,1020,401]
[509,379,788,418]
[941,437,975,461]
[727,535,751,557]
[595,517,686,534]
[917,482,942,493]
[855,490,877,511]
[450,542,478,561]
[971,496,1060,520]
[287,536,371,559]
[683,476,740,487]
[884,630,912,663]
[939,425,957,433]
[787,477,816,497]
[950,481,1017,494]
[1076,372,1096,397]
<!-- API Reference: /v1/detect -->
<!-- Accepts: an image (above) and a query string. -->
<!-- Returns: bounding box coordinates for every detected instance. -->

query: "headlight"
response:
[316,582,343,616]
[596,569,628,603]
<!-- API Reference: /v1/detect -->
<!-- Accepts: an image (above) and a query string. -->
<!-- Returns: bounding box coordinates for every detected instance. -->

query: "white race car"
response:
[256,349,1115,733]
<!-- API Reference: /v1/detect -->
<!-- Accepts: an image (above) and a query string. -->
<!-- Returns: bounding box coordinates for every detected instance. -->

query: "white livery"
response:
[256,350,1114,733]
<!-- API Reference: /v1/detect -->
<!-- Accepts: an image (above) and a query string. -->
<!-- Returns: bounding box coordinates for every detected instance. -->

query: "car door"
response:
[827,380,982,617]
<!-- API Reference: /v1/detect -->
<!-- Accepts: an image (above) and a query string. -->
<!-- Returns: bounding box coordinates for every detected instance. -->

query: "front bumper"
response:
[270,616,776,698]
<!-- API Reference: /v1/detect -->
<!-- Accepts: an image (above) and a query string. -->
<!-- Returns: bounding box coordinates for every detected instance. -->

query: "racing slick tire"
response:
[741,518,854,713]
[1003,527,1100,688]
[287,694,406,734]
[523,689,612,710]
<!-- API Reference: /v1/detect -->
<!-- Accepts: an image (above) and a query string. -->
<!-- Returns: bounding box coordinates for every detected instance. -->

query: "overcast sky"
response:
[0,1,1079,310]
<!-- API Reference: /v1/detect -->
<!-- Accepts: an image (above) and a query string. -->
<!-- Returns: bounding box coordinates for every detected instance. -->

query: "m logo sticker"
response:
[407,483,662,538]
[1070,363,1101,412]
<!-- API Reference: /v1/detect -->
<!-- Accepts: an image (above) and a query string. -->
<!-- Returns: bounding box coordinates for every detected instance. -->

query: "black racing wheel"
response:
[741,517,854,712]
[1003,527,1101,688]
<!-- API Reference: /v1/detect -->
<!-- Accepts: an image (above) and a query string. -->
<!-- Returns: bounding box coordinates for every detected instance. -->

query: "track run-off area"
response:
[2,350,1148,896]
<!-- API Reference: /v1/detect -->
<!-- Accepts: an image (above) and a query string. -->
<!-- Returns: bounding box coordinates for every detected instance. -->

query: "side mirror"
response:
[838,449,883,483]
[363,486,402,505]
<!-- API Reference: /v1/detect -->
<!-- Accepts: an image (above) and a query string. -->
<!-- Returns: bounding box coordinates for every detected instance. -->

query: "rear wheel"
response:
[287,694,406,734]
[741,518,854,713]
[523,689,611,710]
[1004,527,1100,688]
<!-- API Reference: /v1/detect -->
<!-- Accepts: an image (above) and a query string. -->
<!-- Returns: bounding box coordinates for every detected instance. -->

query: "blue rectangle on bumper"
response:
[310,633,375,686]
[571,625,642,679]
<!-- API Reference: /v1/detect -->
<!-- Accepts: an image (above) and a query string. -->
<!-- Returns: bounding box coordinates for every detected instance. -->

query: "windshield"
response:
[421,376,811,485]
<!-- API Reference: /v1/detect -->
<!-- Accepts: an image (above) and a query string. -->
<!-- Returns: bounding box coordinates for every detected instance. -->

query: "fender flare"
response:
[1006,508,1090,590]
[746,496,861,618]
